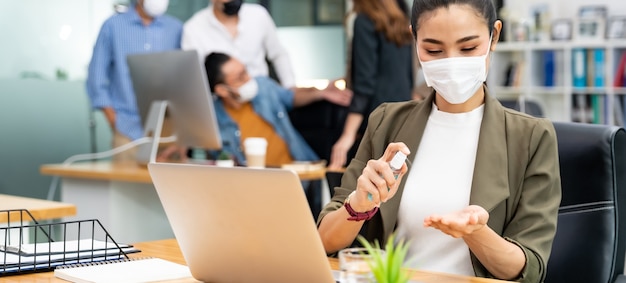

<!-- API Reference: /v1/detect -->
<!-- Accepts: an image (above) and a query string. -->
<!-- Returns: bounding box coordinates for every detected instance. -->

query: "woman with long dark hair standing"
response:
[328,0,414,170]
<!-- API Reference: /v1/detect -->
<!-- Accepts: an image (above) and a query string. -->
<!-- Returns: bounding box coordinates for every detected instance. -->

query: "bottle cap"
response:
[389,151,407,171]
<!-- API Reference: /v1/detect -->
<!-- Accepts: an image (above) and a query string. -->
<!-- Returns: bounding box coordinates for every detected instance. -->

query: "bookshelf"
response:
[488,40,626,125]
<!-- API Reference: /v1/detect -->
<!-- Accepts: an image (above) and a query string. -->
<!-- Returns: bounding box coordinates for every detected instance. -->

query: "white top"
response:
[396,103,484,276]
[182,3,295,88]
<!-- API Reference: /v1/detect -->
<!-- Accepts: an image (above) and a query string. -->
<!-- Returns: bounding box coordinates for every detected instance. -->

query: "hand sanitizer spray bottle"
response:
[389,151,407,179]
[369,151,408,202]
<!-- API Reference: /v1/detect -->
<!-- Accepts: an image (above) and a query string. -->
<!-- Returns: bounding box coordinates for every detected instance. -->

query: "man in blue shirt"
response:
[86,0,182,162]
[204,52,352,166]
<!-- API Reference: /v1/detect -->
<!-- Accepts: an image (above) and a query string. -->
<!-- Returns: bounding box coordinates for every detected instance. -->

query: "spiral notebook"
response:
[53,257,192,283]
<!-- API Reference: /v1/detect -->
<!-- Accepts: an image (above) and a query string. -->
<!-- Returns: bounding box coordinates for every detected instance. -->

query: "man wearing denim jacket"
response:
[205,52,352,166]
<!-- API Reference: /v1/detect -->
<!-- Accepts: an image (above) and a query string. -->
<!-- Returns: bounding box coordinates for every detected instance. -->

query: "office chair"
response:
[289,100,348,162]
[325,122,626,283]
[289,101,348,220]
[326,171,344,199]
[546,122,626,283]
[499,98,544,117]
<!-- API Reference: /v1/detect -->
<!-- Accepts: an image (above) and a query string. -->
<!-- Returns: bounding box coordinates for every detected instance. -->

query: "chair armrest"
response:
[614,274,626,283]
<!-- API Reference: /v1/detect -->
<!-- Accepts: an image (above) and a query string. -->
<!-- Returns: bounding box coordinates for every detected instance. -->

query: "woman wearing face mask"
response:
[317,0,561,282]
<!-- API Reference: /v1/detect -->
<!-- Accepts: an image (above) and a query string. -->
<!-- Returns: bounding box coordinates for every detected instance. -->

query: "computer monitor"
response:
[127,50,222,163]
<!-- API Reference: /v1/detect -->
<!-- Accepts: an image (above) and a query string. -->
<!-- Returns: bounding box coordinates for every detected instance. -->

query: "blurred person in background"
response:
[204,52,352,166]
[86,0,182,162]
[328,0,415,170]
[182,0,296,88]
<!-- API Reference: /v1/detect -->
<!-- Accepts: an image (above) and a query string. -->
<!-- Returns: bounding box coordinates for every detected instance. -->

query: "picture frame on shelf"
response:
[551,19,573,41]
[578,5,607,19]
[509,21,531,42]
[575,17,605,41]
[606,16,626,39]
[530,4,550,41]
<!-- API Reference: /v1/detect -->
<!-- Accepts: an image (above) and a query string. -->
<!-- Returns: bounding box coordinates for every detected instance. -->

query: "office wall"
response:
[0,0,114,80]
[0,80,112,199]
[0,0,115,200]
[271,0,314,26]
[277,26,346,82]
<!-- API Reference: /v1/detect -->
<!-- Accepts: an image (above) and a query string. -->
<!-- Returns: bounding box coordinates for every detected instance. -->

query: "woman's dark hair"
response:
[410,0,497,38]
[204,52,231,92]
[396,0,410,16]
[353,0,413,46]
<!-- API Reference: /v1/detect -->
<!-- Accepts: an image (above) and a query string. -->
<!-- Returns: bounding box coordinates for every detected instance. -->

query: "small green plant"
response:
[357,233,411,283]
[217,151,231,160]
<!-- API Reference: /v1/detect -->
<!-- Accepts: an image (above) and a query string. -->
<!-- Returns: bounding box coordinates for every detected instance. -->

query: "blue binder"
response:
[593,49,605,87]
[544,51,555,87]
[572,48,587,88]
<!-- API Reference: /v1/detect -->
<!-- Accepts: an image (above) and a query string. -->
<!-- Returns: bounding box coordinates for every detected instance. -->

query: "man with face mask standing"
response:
[86,0,182,162]
[182,0,296,88]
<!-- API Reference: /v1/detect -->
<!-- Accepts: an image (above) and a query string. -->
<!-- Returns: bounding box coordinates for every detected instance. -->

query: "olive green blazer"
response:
[319,89,562,283]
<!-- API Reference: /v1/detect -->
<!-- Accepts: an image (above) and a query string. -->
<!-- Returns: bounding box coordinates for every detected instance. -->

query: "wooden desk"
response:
[3,239,512,283]
[41,161,153,183]
[40,161,326,244]
[41,161,326,183]
[0,194,76,223]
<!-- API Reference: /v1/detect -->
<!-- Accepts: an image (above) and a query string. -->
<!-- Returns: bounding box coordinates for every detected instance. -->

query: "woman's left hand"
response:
[424,205,489,238]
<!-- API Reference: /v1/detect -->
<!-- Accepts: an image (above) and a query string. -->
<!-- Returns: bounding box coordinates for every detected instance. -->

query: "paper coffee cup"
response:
[244,137,267,168]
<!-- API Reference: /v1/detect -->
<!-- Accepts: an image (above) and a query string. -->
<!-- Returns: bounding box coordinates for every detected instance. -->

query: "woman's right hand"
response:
[350,142,411,211]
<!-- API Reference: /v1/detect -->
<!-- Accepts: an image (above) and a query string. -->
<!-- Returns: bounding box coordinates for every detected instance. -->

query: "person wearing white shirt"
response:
[182,0,296,88]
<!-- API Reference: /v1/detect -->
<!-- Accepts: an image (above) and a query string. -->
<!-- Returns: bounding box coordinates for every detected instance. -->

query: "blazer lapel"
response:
[380,93,434,237]
[469,91,510,211]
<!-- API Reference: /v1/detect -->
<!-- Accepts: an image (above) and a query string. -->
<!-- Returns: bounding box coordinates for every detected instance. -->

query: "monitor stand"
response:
[136,101,169,165]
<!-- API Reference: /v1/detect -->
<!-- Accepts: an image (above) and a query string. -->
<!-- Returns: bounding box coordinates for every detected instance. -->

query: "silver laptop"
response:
[148,162,336,283]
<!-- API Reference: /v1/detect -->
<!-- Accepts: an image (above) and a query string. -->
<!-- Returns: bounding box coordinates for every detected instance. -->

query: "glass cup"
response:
[339,247,383,283]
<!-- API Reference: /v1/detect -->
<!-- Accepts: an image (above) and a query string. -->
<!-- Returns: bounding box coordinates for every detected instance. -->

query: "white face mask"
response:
[143,0,169,17]
[236,79,258,103]
[418,35,492,104]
